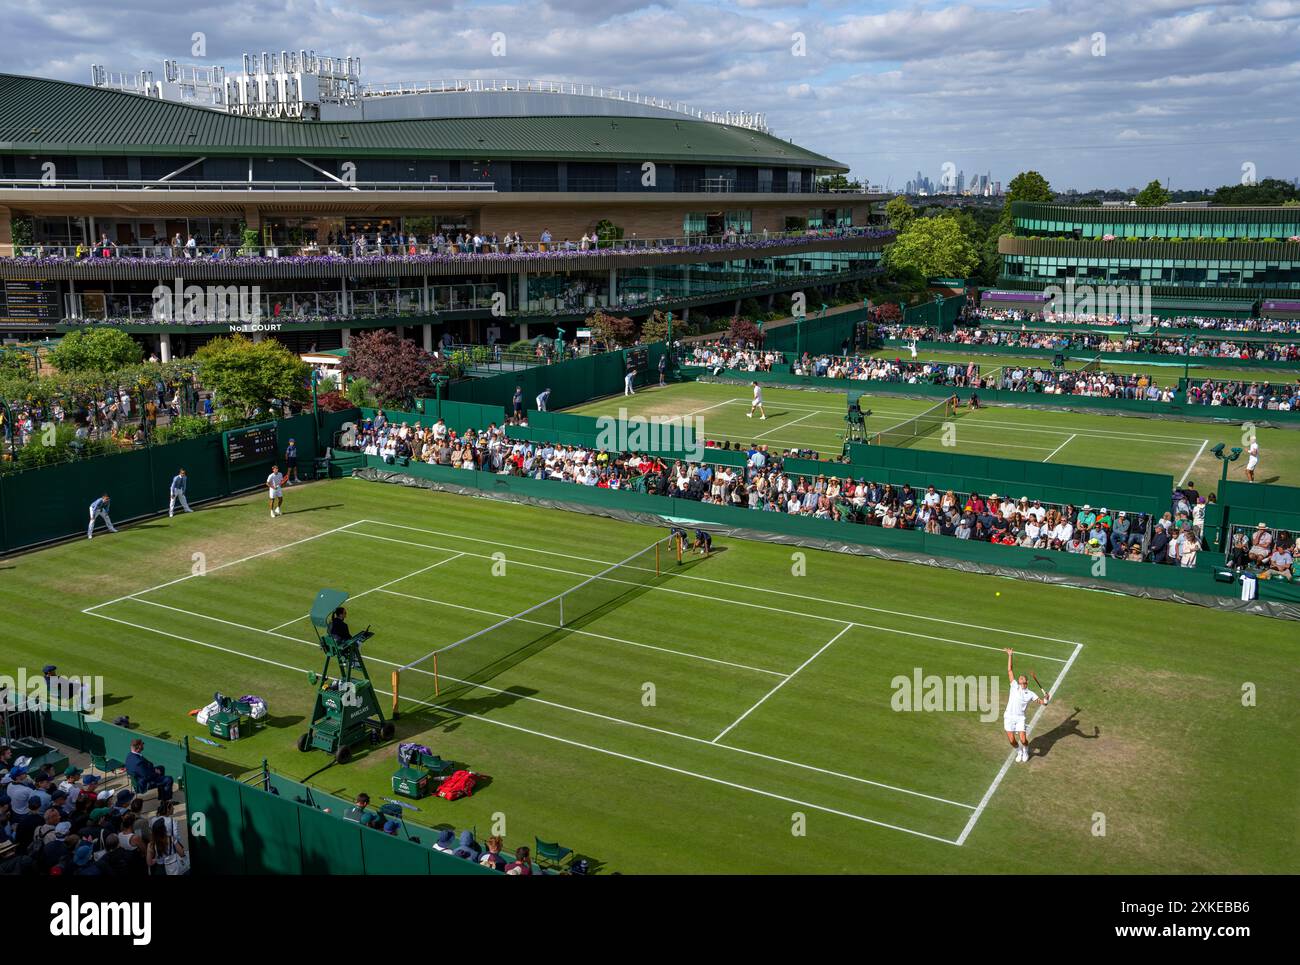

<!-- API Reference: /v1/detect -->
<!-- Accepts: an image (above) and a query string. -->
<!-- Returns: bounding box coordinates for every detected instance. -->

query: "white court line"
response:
[356,518,1084,647]
[97,582,967,809]
[714,396,1209,444]
[1041,433,1078,463]
[713,623,853,743]
[84,604,968,839]
[1179,439,1210,487]
[753,410,818,440]
[340,527,1071,664]
[81,520,361,613]
[377,586,786,677]
[684,398,740,417]
[264,552,465,632]
[954,641,1084,847]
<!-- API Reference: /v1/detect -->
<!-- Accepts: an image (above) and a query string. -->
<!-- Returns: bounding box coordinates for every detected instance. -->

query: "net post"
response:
[433,654,439,696]
[656,541,661,576]
[390,670,400,718]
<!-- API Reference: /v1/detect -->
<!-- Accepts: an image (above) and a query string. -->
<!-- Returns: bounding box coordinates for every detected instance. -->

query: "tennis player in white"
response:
[1003,648,1049,763]
[746,381,767,420]
[266,464,285,518]
[1245,438,1260,482]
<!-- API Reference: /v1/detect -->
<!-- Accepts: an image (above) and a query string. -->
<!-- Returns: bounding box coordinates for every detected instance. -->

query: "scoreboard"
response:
[626,347,649,369]
[224,424,279,467]
[0,280,61,322]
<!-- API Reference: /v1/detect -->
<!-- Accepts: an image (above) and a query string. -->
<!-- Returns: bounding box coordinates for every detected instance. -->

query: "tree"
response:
[47,328,143,375]
[1134,179,1171,207]
[1004,171,1055,205]
[586,310,637,349]
[873,302,903,324]
[1211,178,1300,206]
[341,329,436,408]
[885,195,916,234]
[195,335,310,417]
[886,217,979,279]
[818,173,863,193]
[640,310,671,344]
[727,316,761,345]
[0,347,33,381]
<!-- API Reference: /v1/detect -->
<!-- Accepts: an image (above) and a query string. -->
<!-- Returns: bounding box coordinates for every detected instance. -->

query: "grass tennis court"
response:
[866,348,1300,388]
[4,478,1296,873]
[564,381,1300,486]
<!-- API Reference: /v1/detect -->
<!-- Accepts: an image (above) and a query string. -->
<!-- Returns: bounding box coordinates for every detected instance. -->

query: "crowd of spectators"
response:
[1227,523,1297,581]
[997,366,1178,401]
[966,308,1300,334]
[342,793,585,874]
[17,225,884,262]
[1,376,208,449]
[1,741,185,876]
[1185,379,1300,409]
[684,344,785,373]
[342,415,1218,566]
[885,326,1300,361]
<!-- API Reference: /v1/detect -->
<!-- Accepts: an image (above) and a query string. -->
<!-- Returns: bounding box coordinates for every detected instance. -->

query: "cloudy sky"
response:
[7,0,1299,192]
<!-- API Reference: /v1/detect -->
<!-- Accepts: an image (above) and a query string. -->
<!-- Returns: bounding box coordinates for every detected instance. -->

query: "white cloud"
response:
[3,0,1297,189]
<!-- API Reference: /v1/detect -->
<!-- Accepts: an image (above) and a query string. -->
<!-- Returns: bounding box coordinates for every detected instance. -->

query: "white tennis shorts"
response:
[1004,716,1026,734]
[1246,456,1259,471]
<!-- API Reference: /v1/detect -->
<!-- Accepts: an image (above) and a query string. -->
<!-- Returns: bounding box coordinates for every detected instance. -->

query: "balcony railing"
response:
[0,178,496,193]
[66,284,502,324]
[0,177,876,196]
[10,226,891,264]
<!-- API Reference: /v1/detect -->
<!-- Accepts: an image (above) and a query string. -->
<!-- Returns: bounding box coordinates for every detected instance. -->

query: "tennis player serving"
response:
[1003,648,1049,763]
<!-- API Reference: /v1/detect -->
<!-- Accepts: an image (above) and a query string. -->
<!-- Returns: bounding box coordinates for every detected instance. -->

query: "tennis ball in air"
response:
[995,591,1001,597]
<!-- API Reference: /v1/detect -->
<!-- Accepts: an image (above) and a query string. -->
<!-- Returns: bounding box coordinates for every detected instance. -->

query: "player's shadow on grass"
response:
[1029,706,1099,759]
[1257,475,1281,485]
[282,503,344,514]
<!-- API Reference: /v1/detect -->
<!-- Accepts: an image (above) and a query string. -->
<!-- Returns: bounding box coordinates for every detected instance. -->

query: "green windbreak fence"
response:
[40,709,488,875]
[353,457,1300,610]
[181,765,490,875]
[901,297,964,332]
[1220,480,1300,515]
[0,412,323,554]
[447,344,670,411]
[1218,480,1300,545]
[45,710,189,777]
[763,309,865,356]
[363,401,508,433]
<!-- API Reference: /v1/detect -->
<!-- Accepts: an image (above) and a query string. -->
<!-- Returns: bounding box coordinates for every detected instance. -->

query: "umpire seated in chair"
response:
[124,739,174,803]
[329,606,352,641]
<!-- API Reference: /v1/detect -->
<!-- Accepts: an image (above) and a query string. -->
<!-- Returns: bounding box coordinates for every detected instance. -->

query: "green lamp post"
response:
[1211,442,1242,487]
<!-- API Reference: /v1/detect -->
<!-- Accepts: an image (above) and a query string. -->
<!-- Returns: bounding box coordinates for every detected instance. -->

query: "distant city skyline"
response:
[5,0,1298,192]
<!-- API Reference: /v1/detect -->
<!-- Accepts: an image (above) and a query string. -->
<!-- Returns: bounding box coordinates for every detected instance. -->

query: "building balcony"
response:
[0,228,895,281]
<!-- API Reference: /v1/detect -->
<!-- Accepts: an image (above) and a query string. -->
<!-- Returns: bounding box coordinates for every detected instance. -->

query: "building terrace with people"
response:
[0,65,890,358]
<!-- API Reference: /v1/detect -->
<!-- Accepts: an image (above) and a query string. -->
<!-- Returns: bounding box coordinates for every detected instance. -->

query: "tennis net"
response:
[1080,355,1104,373]
[871,396,956,448]
[391,536,668,707]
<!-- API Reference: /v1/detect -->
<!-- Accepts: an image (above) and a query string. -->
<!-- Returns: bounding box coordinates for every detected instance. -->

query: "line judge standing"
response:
[169,468,193,517]
[87,493,117,539]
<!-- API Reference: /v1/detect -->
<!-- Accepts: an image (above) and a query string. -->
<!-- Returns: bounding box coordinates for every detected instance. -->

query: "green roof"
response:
[0,73,845,170]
